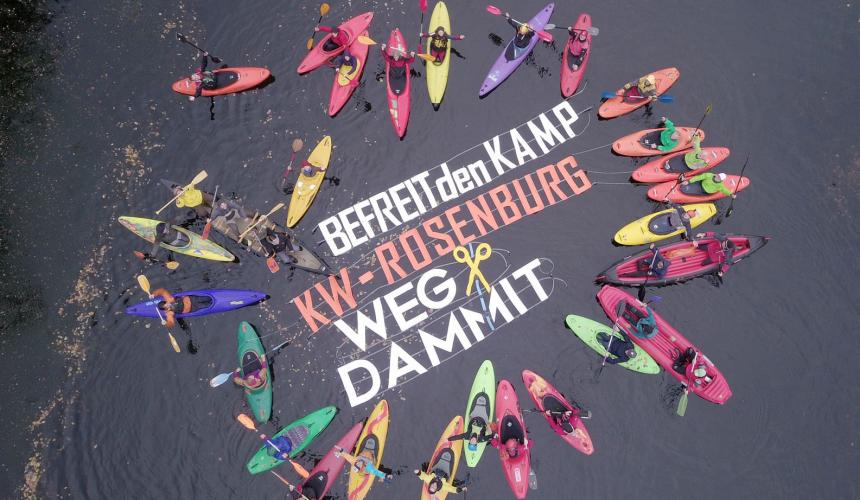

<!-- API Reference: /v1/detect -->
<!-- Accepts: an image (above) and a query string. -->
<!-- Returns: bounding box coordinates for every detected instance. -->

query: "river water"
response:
[2,0,859,498]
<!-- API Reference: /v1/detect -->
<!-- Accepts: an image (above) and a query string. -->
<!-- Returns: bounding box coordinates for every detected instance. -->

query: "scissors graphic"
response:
[453,243,492,296]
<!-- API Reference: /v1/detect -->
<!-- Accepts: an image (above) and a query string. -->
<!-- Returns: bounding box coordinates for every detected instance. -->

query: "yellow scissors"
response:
[453,243,492,296]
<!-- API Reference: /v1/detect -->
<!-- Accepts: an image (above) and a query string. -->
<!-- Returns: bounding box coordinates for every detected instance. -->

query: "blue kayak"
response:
[125,289,267,319]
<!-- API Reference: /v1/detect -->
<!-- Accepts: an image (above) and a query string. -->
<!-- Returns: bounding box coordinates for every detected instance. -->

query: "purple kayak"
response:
[124,289,267,319]
[479,3,554,97]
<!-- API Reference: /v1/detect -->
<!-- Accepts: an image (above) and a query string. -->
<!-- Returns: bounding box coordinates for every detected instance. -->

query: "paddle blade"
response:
[319,2,330,16]
[189,169,208,186]
[165,260,180,270]
[306,36,314,50]
[589,26,600,36]
[357,35,376,45]
[528,469,538,490]
[267,257,280,274]
[137,275,151,295]
[677,388,689,416]
[209,372,231,387]
[133,250,147,261]
[537,30,553,43]
[486,5,502,15]
[658,94,675,103]
[601,91,617,100]
[416,53,435,62]
[237,413,258,431]
[168,332,181,353]
[289,459,311,478]
[419,0,428,13]
[201,222,212,240]
[291,138,304,152]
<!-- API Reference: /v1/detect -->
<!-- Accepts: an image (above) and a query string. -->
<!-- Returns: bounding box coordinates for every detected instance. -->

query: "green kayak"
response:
[565,315,661,374]
[237,321,272,424]
[464,359,495,468]
[118,216,235,262]
[246,405,337,475]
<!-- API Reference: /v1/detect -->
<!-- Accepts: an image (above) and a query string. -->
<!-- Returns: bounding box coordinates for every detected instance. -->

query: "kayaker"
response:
[419,27,465,64]
[665,202,695,239]
[263,434,294,462]
[147,216,187,259]
[626,304,658,339]
[334,446,393,483]
[673,348,711,387]
[261,228,297,263]
[694,232,737,276]
[300,160,326,178]
[330,48,358,77]
[622,73,658,102]
[380,45,416,74]
[171,184,208,218]
[152,290,213,327]
[684,172,737,198]
[231,352,268,390]
[448,414,494,452]
[315,25,350,51]
[683,132,707,168]
[210,198,247,236]
[597,330,638,364]
[527,378,581,433]
[505,12,535,49]
[413,469,467,498]
[642,243,671,278]
[188,53,218,101]
[490,416,530,459]
[649,116,681,152]
[566,27,590,70]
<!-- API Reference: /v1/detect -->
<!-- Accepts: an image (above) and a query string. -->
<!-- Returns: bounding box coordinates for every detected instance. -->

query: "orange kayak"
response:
[632,147,730,183]
[598,67,679,119]
[612,127,704,157]
[171,67,270,96]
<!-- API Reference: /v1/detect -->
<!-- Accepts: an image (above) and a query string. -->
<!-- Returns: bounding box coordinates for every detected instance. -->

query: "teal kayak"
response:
[246,406,337,474]
[237,321,272,424]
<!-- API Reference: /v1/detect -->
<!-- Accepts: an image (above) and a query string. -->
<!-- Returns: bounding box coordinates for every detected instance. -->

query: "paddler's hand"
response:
[504,12,510,18]
[731,194,737,199]
[314,26,320,32]
[413,469,420,476]
[188,96,195,101]
[409,51,416,57]
[381,43,387,51]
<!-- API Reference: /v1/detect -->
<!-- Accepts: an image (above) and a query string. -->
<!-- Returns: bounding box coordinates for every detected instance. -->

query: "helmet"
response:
[302,165,314,176]
[694,366,707,378]
[645,74,656,85]
[467,442,478,451]
[716,173,727,182]
[519,24,530,35]
[625,348,637,359]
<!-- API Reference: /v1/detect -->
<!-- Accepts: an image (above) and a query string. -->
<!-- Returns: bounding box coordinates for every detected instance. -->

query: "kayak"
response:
[328,31,369,116]
[420,416,463,500]
[479,3,554,97]
[560,13,592,97]
[298,422,363,500]
[521,370,593,455]
[347,399,390,500]
[117,216,235,262]
[612,127,704,157]
[464,360,495,468]
[596,286,732,404]
[632,147,731,183]
[286,135,333,227]
[613,203,717,246]
[246,406,337,474]
[297,12,374,74]
[425,1,452,110]
[564,314,661,374]
[237,321,272,424]
[124,289,267,318]
[596,234,770,287]
[171,67,270,97]
[385,29,412,138]
[495,379,530,499]
[160,180,332,275]
[648,175,751,203]
[598,67,679,119]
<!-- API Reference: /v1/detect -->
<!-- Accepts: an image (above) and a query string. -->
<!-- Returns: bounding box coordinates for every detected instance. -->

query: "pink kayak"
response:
[560,13,592,97]
[495,379,530,499]
[297,422,363,499]
[521,370,593,455]
[328,30,370,116]
[297,12,374,74]
[384,29,411,138]
[596,285,732,405]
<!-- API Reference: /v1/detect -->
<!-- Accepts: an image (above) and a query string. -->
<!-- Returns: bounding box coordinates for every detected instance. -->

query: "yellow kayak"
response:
[613,203,716,246]
[425,1,451,109]
[118,216,235,262]
[347,400,390,500]
[286,135,332,227]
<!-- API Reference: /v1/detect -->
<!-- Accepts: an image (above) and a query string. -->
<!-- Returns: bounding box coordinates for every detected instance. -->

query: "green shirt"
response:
[684,134,705,167]
[658,118,678,151]
[689,173,733,197]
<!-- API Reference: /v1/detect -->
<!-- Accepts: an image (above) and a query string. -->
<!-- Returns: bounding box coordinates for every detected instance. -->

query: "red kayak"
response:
[596,234,770,287]
[171,67,270,96]
[328,30,370,116]
[612,127,704,157]
[297,12,374,74]
[596,286,732,405]
[384,29,411,138]
[560,13,592,97]
[632,147,731,183]
[297,422,363,499]
[647,174,750,202]
[521,370,593,455]
[495,379,530,499]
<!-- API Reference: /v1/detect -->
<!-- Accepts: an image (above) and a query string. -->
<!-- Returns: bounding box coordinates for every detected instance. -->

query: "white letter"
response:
[384,281,428,332]
[526,113,567,154]
[510,128,538,165]
[513,258,549,301]
[338,360,381,407]
[388,343,427,388]
[417,268,456,310]
[318,216,352,256]
[482,134,517,175]
[452,167,475,195]
[332,298,387,351]
[340,207,367,248]
[419,314,473,367]
[435,163,458,202]
[551,100,580,139]
[353,199,376,243]
[459,307,488,342]
[390,182,420,222]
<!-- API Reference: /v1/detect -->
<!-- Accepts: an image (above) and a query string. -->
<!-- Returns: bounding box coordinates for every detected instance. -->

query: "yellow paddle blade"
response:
[292,138,303,152]
[357,35,376,45]
[165,261,180,270]
[136,275,151,295]
[416,53,435,62]
[268,202,285,216]
[306,36,314,50]
[289,459,311,478]
[168,332,181,353]
[237,413,257,431]
[320,3,330,16]
[187,169,208,187]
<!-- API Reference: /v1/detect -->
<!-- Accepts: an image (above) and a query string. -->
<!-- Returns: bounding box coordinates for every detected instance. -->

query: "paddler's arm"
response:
[333,447,357,465]
[441,481,466,494]
[687,173,709,185]
[447,431,470,441]
[717,180,734,197]
[506,14,520,29]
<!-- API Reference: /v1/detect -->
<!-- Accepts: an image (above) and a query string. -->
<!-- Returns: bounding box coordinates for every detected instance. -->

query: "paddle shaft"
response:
[725,154,750,217]
[176,33,222,63]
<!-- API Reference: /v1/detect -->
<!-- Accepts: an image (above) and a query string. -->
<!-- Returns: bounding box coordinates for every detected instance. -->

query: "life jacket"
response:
[638,76,657,94]
[201,70,217,89]
[175,187,204,208]
[431,34,448,50]
[152,288,177,327]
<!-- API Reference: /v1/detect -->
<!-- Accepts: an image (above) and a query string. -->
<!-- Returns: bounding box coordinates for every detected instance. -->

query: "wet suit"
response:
[684,133,707,168]
[337,448,389,481]
[541,395,577,432]
[232,351,267,389]
[490,415,529,455]
[449,416,494,444]
[623,75,658,102]
[567,29,590,68]
[673,347,697,375]
[666,202,694,239]
[150,221,186,259]
[210,199,247,236]
[621,304,658,339]
[597,330,635,364]
[381,48,415,96]
[331,48,358,77]
[260,232,297,264]
[192,54,218,98]
[318,26,350,51]
[508,18,535,49]
[657,117,679,152]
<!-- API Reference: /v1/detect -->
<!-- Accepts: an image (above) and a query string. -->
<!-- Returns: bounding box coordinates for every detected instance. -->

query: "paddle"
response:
[418,0,428,51]
[676,351,697,417]
[202,185,218,240]
[176,33,222,63]
[271,470,310,500]
[600,91,675,103]
[306,3,331,50]
[156,170,208,214]
[209,340,290,387]
[136,275,180,352]
[236,414,311,477]
[357,35,377,45]
[543,23,600,36]
[485,5,553,43]
[237,203,285,240]
[280,138,304,194]
[596,301,627,380]
[716,154,750,224]
[133,250,180,270]
[692,103,713,138]
[416,52,436,63]
[528,468,538,490]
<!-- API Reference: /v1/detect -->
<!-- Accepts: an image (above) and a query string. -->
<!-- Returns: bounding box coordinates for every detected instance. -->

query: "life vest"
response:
[431,35,448,50]
[638,76,657,94]
[201,70,217,88]
[175,187,204,208]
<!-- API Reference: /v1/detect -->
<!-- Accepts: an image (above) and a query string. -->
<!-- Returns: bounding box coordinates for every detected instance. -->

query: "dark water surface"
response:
[3,0,859,498]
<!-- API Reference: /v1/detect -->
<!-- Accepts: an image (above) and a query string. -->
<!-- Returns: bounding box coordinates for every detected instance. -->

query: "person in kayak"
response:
[566,27,590,70]
[683,132,707,169]
[505,12,535,49]
[171,184,209,218]
[380,44,416,96]
[330,47,358,78]
[419,27,465,64]
[210,198,248,237]
[683,172,737,198]
[649,116,681,152]
[622,73,658,102]
[673,347,709,383]
[490,416,530,459]
[145,216,188,261]
[597,330,638,365]
[261,228,298,264]
[150,289,211,327]
[640,243,671,278]
[334,446,393,483]
[315,25,350,51]
[448,414,494,452]
[623,304,658,339]
[526,377,584,435]
[188,53,218,101]
[694,232,737,276]
[663,202,695,239]
[231,351,268,390]
[263,434,294,462]
[413,469,467,498]
[299,160,326,178]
